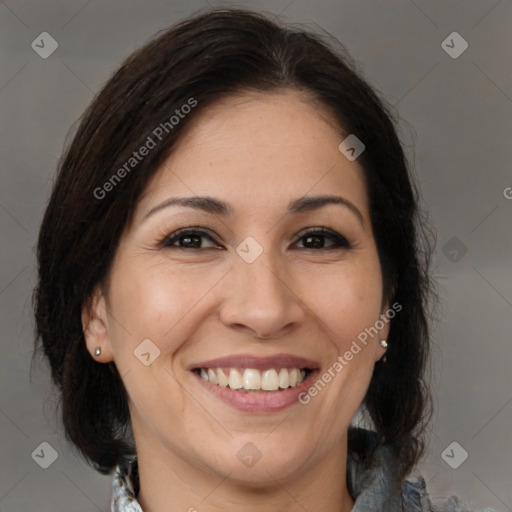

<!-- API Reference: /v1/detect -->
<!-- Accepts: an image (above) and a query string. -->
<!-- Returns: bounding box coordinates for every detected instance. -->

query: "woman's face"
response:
[84,89,389,486]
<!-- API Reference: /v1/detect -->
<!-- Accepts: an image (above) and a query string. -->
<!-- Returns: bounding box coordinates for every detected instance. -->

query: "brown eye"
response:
[161,228,220,249]
[295,228,351,250]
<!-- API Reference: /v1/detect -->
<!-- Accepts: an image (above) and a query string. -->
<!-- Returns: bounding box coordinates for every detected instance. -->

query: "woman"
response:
[34,7,481,511]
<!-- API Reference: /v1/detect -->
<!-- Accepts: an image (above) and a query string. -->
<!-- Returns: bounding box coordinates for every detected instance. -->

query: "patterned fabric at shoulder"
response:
[111,456,143,512]
[401,476,434,511]
[430,494,478,512]
[403,475,480,512]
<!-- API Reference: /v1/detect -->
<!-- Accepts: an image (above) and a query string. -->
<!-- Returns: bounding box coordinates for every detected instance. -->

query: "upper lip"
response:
[190,353,320,371]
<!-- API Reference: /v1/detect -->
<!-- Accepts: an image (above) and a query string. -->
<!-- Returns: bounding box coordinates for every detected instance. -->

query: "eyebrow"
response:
[143,194,365,227]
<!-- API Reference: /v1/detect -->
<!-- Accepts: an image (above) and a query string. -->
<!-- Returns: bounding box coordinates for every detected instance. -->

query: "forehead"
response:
[136,90,369,222]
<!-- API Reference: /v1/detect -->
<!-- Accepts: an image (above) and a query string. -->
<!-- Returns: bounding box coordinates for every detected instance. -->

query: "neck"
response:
[134,434,355,512]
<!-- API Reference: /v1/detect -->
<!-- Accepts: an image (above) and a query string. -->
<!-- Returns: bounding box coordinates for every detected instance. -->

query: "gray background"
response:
[1,0,511,510]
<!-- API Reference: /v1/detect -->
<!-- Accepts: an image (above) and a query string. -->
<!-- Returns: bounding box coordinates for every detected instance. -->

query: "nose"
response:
[218,250,305,340]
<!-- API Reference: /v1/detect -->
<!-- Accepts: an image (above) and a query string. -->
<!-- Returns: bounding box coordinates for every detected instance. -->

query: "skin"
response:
[82,89,390,512]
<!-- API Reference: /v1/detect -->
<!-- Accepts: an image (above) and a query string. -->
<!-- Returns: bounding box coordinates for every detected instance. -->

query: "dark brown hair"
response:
[34,7,434,482]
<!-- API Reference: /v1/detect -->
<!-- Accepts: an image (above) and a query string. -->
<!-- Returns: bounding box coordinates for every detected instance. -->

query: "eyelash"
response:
[159,226,351,251]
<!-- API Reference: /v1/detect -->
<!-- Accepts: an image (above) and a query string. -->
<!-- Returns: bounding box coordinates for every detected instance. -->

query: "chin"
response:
[202,441,313,487]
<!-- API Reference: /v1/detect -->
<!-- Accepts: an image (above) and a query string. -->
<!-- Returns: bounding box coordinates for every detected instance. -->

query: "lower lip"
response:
[193,370,320,413]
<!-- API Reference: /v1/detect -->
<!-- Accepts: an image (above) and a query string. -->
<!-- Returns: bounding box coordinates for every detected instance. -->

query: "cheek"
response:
[105,265,204,414]
[111,256,216,322]
[301,258,384,347]
[106,261,210,361]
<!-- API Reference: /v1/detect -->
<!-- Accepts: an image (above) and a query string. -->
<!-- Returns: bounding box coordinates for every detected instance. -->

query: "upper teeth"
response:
[199,367,307,391]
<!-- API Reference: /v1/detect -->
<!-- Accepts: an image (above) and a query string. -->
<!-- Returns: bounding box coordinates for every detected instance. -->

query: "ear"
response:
[374,299,394,363]
[374,325,390,363]
[81,284,114,363]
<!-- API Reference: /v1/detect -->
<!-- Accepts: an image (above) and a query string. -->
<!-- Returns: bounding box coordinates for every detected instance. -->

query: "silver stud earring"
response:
[94,347,101,356]
[380,340,388,363]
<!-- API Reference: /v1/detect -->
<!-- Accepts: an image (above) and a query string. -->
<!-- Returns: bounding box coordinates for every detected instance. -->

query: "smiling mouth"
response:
[192,367,313,392]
